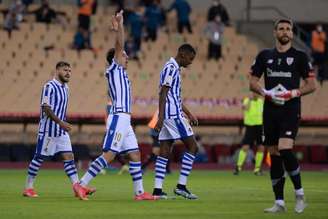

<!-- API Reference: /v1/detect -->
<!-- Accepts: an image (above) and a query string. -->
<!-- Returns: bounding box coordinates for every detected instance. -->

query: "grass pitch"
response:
[0,169,327,219]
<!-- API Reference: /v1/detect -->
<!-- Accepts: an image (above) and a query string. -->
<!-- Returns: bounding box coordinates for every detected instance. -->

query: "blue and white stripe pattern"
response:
[27,156,44,177]
[38,79,69,137]
[80,155,107,186]
[154,156,168,189]
[178,152,195,185]
[129,161,144,195]
[159,57,183,119]
[63,160,79,184]
[105,59,131,114]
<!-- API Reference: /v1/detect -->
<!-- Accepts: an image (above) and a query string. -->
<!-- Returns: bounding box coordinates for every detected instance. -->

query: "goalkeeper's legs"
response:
[278,138,306,213]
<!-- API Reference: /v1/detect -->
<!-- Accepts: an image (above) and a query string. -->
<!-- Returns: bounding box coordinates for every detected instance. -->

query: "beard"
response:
[277,36,291,45]
[58,74,69,83]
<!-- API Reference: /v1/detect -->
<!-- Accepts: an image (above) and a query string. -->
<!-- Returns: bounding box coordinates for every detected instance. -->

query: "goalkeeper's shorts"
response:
[263,105,300,146]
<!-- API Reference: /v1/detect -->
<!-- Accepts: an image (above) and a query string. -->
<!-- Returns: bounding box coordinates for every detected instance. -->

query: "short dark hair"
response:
[178,44,196,56]
[106,48,115,65]
[56,61,70,69]
[274,19,293,30]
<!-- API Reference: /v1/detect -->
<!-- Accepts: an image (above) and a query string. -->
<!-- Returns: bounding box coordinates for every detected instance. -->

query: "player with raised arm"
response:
[152,44,199,200]
[23,62,95,197]
[73,10,157,201]
[249,19,316,213]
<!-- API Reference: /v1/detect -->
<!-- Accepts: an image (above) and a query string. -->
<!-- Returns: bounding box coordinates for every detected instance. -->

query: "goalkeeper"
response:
[249,19,316,214]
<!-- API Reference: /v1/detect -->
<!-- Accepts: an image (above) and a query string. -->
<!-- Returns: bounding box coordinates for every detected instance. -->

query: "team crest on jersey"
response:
[286,57,294,65]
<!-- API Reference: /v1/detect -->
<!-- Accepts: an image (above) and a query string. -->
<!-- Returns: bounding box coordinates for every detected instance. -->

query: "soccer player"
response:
[73,10,157,201]
[152,44,198,200]
[249,19,316,213]
[233,92,265,176]
[22,62,94,197]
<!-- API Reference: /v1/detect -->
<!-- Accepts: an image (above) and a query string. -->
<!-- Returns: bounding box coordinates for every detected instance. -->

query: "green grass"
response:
[0,169,327,219]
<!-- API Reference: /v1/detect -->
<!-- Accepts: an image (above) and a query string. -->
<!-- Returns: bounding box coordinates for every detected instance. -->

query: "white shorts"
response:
[159,117,194,141]
[103,113,139,154]
[36,133,72,156]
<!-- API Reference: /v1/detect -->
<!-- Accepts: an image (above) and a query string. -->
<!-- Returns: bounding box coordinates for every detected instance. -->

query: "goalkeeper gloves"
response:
[262,88,285,106]
[276,89,301,101]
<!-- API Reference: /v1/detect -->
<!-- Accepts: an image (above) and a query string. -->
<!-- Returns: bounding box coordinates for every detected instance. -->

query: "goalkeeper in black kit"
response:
[249,19,316,213]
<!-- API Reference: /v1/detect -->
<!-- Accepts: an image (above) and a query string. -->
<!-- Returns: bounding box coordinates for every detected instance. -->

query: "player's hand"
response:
[110,15,118,31]
[262,89,285,106]
[115,10,124,26]
[276,89,301,101]
[59,121,72,132]
[154,118,164,132]
[187,114,198,126]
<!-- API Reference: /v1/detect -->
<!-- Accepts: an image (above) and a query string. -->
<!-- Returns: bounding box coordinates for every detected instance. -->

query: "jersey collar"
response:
[170,57,180,70]
[53,78,67,88]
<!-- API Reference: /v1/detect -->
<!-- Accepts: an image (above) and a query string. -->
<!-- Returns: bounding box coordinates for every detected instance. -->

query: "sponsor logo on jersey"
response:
[267,68,292,78]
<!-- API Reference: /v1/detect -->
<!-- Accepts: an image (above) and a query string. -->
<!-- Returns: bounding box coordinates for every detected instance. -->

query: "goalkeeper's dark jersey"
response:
[250,47,314,110]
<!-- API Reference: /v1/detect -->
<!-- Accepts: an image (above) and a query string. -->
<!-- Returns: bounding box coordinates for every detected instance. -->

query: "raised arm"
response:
[111,10,124,64]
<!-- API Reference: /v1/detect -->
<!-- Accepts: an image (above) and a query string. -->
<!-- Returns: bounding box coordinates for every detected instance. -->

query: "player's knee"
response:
[128,151,141,162]
[61,152,74,161]
[102,151,116,163]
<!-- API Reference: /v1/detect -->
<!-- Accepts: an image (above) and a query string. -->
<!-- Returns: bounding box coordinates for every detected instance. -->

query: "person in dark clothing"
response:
[204,15,224,60]
[28,0,63,24]
[249,19,316,213]
[127,7,143,55]
[144,2,161,41]
[207,0,230,26]
[72,27,92,50]
[168,0,192,34]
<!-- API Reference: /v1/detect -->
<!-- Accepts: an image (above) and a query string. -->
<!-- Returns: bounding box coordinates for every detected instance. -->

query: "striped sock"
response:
[154,156,168,189]
[178,152,195,185]
[129,161,144,195]
[80,155,107,186]
[25,156,44,189]
[63,160,79,184]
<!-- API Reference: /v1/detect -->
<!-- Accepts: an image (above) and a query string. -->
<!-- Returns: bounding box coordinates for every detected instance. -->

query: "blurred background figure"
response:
[234,92,265,176]
[207,0,230,25]
[168,0,192,34]
[311,24,327,84]
[204,15,224,60]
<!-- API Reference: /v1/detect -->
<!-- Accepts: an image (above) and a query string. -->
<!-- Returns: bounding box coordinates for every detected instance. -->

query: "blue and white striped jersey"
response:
[159,57,183,119]
[38,79,69,137]
[105,59,131,114]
